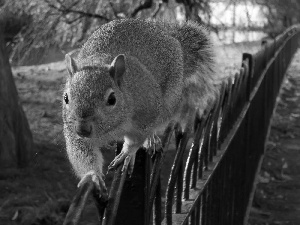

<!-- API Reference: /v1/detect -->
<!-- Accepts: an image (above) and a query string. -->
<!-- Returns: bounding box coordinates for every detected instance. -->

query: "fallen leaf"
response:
[281,174,292,181]
[282,162,288,169]
[258,174,270,184]
[11,210,18,221]
[291,113,300,118]
[286,97,298,102]
[264,171,271,178]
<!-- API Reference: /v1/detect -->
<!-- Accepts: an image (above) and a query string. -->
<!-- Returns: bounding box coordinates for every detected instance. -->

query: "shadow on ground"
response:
[248,51,300,225]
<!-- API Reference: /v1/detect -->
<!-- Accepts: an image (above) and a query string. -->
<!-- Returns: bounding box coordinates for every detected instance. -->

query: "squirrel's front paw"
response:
[108,149,137,175]
[78,170,108,201]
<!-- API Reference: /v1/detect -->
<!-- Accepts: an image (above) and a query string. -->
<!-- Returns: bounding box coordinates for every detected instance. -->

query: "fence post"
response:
[114,148,150,225]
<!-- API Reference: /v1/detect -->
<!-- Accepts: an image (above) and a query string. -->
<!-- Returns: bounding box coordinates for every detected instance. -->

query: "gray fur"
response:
[62,19,218,178]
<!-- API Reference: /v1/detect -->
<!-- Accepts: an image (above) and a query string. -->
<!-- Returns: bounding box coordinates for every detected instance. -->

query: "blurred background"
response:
[2,0,300,66]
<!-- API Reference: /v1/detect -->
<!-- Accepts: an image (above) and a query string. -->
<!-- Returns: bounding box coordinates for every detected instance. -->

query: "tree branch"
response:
[131,0,153,18]
[44,0,110,22]
[151,0,164,18]
[109,1,119,19]
[62,8,109,21]
[62,14,84,25]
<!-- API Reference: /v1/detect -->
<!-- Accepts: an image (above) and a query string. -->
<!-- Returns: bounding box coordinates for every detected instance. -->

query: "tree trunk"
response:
[0,26,33,167]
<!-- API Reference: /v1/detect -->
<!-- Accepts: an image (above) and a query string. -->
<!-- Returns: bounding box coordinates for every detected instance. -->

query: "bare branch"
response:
[62,14,84,25]
[109,1,119,19]
[131,0,153,18]
[151,0,163,18]
[43,0,110,22]
[67,0,81,9]
[65,9,109,21]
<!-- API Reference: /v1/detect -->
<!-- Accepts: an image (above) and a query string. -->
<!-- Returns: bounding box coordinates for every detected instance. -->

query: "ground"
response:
[1,42,299,225]
[248,50,300,225]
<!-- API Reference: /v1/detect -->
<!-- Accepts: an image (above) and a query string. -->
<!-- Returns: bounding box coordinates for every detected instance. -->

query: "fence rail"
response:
[63,25,300,225]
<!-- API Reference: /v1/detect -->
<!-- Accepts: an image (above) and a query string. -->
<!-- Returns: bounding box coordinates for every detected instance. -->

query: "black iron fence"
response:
[63,25,300,225]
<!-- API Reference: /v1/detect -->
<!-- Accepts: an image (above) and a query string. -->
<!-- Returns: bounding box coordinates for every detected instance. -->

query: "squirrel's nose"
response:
[75,122,92,138]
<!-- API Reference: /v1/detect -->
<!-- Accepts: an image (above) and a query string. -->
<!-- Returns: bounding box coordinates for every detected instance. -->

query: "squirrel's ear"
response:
[65,54,78,77]
[109,54,126,87]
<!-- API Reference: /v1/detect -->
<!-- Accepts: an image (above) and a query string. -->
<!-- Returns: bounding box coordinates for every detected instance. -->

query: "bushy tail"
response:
[173,21,219,116]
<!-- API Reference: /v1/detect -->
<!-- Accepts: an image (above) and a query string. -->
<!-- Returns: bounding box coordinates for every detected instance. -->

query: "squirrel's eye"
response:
[64,93,69,104]
[106,92,116,106]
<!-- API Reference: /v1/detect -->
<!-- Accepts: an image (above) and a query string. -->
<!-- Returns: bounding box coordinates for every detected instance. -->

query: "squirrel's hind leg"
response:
[178,101,198,133]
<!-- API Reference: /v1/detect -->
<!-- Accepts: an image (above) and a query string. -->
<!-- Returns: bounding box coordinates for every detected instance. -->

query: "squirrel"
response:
[62,19,217,196]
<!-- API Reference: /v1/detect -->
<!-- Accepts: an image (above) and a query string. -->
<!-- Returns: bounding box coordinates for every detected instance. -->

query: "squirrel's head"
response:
[63,54,130,142]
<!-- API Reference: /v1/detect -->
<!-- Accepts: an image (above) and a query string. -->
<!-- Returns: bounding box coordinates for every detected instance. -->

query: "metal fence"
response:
[63,25,300,225]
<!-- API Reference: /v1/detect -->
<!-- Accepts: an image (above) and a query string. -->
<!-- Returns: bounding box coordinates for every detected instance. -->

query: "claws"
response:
[78,170,108,201]
[108,149,137,175]
[144,133,163,156]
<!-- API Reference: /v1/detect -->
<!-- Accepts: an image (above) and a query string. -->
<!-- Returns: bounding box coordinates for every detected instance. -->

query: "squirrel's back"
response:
[78,19,214,74]
[78,19,183,92]
[78,19,217,116]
